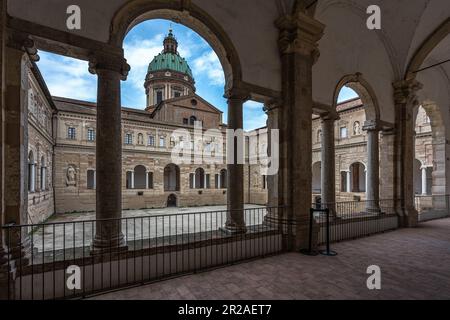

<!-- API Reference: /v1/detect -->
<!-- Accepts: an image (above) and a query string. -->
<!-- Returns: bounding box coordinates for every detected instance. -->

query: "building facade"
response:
[25,31,435,224]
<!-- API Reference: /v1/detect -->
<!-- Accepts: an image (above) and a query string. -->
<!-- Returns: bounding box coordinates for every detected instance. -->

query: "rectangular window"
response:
[205,174,211,189]
[340,127,348,139]
[148,172,154,189]
[87,129,95,141]
[148,135,155,146]
[125,133,133,145]
[170,137,175,147]
[189,173,194,189]
[183,118,188,125]
[67,127,76,140]
[159,136,165,147]
[173,91,181,98]
[262,175,267,190]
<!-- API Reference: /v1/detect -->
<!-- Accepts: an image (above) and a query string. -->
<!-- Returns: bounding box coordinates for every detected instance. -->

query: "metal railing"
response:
[312,199,399,245]
[2,207,286,300]
[415,194,450,222]
[4,196,450,300]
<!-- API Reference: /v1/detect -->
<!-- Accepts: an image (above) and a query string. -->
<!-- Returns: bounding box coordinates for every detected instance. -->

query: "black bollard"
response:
[320,208,337,256]
[299,208,318,256]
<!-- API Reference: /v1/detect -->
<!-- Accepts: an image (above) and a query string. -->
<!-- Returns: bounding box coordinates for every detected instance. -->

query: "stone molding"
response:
[6,29,39,61]
[275,11,325,61]
[393,79,423,107]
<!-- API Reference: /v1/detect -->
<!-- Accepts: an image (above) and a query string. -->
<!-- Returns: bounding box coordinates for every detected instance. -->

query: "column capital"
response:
[393,79,423,106]
[6,30,39,61]
[224,87,250,102]
[88,52,130,80]
[320,112,339,122]
[275,11,325,61]
[263,99,282,114]
[362,120,381,132]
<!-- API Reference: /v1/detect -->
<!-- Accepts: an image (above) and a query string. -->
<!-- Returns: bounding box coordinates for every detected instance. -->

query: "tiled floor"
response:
[91,218,450,300]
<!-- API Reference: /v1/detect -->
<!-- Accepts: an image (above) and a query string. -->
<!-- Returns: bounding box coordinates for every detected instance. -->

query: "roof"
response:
[147,52,193,79]
[147,93,223,118]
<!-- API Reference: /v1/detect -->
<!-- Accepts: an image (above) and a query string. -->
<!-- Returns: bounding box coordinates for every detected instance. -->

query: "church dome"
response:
[148,52,193,79]
[147,29,194,80]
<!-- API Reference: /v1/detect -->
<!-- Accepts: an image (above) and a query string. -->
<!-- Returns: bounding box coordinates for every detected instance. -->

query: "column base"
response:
[219,223,247,235]
[397,207,418,227]
[366,207,382,214]
[90,233,128,255]
[293,218,319,252]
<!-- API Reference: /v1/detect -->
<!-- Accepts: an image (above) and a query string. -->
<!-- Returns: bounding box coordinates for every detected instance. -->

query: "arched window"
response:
[349,162,366,192]
[164,164,180,191]
[87,170,96,189]
[28,151,35,192]
[40,156,46,191]
[134,165,147,189]
[220,169,227,189]
[194,168,205,189]
[189,116,197,126]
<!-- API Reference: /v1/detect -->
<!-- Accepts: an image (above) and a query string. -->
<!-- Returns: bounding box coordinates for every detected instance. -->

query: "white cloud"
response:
[124,34,165,92]
[192,50,225,86]
[244,101,264,110]
[244,112,268,131]
[37,52,97,101]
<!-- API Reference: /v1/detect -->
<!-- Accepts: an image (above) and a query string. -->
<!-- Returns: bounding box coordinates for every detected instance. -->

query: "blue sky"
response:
[37,19,357,131]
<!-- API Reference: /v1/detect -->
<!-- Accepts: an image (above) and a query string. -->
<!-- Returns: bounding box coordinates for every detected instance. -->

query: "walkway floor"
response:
[91,218,450,300]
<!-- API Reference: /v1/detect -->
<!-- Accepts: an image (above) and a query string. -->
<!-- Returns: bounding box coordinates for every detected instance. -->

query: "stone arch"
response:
[133,165,147,189]
[28,151,35,192]
[109,0,243,91]
[414,102,446,195]
[405,18,450,81]
[164,164,180,192]
[413,159,423,195]
[332,73,380,122]
[195,167,205,189]
[349,162,366,193]
[167,194,177,208]
[220,168,227,189]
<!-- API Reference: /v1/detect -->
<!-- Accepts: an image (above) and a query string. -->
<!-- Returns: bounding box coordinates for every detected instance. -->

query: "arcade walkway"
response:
[91,218,450,300]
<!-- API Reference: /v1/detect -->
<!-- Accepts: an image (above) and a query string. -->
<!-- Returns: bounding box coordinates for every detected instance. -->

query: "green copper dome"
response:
[147,52,193,79]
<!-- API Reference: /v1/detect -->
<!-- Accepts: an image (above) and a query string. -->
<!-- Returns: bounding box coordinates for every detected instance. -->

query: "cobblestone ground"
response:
[91,218,450,300]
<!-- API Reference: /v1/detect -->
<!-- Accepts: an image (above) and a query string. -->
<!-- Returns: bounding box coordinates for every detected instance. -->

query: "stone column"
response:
[145,171,149,189]
[29,162,35,192]
[93,170,96,189]
[276,11,325,250]
[393,79,423,227]
[421,167,427,195]
[223,88,248,234]
[89,53,130,251]
[363,121,381,213]
[264,101,282,224]
[321,116,336,212]
[130,170,135,189]
[346,171,351,192]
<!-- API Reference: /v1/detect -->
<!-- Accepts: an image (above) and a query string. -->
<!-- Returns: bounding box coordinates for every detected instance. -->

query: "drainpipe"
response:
[52,112,57,216]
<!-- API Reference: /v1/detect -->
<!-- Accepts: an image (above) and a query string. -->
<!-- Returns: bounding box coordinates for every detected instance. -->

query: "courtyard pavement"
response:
[90,218,450,300]
[32,205,266,252]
